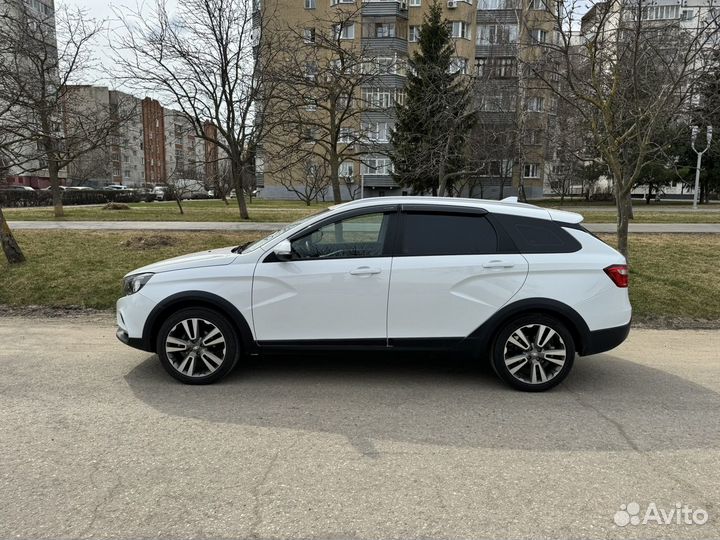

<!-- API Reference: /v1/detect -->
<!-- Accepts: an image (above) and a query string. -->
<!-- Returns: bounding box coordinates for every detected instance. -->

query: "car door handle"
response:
[482,260,515,269]
[349,266,382,276]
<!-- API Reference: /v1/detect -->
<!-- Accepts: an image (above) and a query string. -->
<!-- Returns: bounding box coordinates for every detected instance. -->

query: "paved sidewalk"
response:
[7,220,720,233]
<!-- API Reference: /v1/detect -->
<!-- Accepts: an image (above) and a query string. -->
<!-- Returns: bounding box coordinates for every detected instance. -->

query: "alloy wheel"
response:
[164,318,227,378]
[503,323,567,385]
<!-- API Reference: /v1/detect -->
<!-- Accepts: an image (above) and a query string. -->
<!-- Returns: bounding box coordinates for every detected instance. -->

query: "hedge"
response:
[0,189,155,208]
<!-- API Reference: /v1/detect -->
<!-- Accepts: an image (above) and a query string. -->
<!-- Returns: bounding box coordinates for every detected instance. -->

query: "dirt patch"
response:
[123,235,178,250]
[0,305,114,324]
[102,202,131,210]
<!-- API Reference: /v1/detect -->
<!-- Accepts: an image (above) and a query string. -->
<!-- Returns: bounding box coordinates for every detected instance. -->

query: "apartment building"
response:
[1,0,68,189]
[257,0,556,199]
[164,109,206,184]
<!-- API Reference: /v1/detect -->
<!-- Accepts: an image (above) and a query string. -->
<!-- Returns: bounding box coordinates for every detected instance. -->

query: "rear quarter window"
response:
[491,214,581,254]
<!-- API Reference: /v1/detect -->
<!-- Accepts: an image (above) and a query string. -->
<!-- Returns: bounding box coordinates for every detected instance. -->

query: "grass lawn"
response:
[1,231,718,324]
[4,198,720,224]
[582,212,720,223]
[3,199,330,223]
[0,231,263,309]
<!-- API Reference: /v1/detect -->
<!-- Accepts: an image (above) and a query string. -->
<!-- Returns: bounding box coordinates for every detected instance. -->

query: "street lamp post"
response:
[691,125,713,210]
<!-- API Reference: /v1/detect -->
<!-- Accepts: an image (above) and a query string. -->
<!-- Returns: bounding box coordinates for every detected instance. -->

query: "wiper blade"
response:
[231,241,253,254]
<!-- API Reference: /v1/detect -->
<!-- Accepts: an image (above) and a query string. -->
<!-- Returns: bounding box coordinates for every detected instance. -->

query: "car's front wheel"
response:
[156,308,240,384]
[491,314,575,392]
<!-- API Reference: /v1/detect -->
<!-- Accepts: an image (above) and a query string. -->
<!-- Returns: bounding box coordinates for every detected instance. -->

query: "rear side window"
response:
[400,212,498,256]
[492,214,581,254]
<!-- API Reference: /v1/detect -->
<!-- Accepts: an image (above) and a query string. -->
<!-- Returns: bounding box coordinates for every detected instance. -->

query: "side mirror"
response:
[272,239,292,260]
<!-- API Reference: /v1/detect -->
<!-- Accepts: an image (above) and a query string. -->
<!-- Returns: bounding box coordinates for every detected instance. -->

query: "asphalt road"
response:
[1,316,719,539]
[7,220,720,233]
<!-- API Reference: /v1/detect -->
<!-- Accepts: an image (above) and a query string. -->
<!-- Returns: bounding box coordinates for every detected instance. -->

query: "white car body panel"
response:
[252,257,392,341]
[387,254,528,338]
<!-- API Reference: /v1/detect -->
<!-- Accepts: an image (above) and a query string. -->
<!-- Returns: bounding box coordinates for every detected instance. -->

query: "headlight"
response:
[122,273,154,296]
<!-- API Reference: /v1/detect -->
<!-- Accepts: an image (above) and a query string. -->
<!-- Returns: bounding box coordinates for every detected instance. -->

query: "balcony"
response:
[361,37,408,55]
[362,0,408,18]
[362,175,398,188]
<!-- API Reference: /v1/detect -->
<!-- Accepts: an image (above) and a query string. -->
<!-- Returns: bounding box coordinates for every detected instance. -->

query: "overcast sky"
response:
[60,0,179,91]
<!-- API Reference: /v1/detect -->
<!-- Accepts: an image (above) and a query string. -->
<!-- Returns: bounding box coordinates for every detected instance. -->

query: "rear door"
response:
[386,207,528,340]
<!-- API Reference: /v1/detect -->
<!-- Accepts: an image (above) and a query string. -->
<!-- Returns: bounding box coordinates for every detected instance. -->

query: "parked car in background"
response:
[66,186,94,191]
[152,185,168,201]
[172,178,208,199]
[105,184,133,191]
[116,196,631,391]
[0,185,34,191]
[42,185,67,191]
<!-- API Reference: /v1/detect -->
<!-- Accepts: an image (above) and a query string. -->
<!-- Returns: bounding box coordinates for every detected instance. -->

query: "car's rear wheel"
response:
[156,308,240,384]
[491,314,575,392]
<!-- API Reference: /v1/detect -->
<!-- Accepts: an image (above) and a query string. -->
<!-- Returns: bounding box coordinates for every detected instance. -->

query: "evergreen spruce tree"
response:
[390,0,475,195]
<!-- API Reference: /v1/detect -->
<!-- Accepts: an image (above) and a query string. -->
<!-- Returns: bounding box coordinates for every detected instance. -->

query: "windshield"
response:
[240,208,330,253]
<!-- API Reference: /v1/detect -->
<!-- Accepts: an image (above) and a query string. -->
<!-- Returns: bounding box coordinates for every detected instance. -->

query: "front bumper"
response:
[116,327,150,351]
[581,321,631,356]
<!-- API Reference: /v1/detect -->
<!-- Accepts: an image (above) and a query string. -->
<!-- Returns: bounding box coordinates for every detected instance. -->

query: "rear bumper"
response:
[581,321,631,356]
[116,327,151,352]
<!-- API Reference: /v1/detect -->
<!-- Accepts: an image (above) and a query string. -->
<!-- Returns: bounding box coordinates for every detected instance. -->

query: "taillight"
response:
[604,264,629,288]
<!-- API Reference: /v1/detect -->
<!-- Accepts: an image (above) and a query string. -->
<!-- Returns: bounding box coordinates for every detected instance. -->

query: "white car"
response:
[116,197,631,391]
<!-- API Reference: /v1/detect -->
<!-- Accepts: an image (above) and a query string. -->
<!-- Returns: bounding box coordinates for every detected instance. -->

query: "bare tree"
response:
[114,0,289,220]
[0,158,25,264]
[527,0,720,257]
[0,1,126,217]
[275,158,330,206]
[266,6,391,203]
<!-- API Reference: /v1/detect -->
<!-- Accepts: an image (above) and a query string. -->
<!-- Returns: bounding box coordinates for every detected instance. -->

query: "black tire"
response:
[491,313,575,392]
[156,307,240,384]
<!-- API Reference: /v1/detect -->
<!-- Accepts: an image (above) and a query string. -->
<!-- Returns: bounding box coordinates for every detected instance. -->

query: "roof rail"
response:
[500,196,518,204]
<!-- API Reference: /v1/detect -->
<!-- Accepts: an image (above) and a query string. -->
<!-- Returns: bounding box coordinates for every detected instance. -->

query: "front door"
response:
[252,208,397,343]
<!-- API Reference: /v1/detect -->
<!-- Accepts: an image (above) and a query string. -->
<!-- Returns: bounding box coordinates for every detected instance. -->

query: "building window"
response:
[339,161,355,178]
[409,0,421,5]
[304,28,315,43]
[305,62,318,80]
[476,24,518,44]
[362,121,391,142]
[449,21,469,39]
[361,87,404,108]
[530,0,545,9]
[523,163,540,178]
[339,127,354,143]
[641,5,680,20]
[527,96,545,111]
[305,0,315,8]
[330,0,355,4]
[449,57,468,74]
[334,22,355,40]
[477,0,517,9]
[476,57,517,78]
[304,98,318,111]
[408,25,420,42]
[480,93,517,111]
[524,129,542,145]
[531,28,548,43]
[361,157,394,175]
[374,22,396,38]
[681,9,694,20]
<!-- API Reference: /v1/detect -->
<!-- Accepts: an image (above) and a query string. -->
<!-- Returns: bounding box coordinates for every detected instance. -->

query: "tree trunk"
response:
[329,155,342,204]
[0,206,26,264]
[175,196,184,214]
[231,160,250,220]
[48,158,64,218]
[615,188,632,260]
[222,195,229,206]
